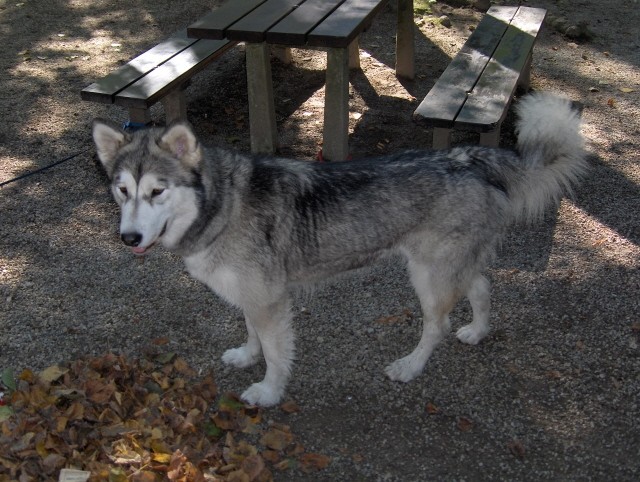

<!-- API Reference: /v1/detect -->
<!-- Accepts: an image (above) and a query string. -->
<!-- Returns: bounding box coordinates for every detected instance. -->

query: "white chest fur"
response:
[183,252,242,307]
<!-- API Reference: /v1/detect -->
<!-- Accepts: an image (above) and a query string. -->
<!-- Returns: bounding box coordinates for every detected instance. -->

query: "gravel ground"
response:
[1,0,639,480]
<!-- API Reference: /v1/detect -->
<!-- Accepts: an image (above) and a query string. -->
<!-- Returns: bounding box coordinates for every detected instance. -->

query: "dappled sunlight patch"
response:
[552,202,639,267]
[0,254,28,291]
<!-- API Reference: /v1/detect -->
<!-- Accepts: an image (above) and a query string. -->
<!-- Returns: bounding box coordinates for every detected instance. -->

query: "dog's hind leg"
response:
[222,319,262,368]
[456,274,491,345]
[385,263,456,383]
[240,297,295,407]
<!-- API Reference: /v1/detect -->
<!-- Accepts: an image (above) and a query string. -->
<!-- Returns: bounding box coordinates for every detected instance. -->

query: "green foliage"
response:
[1,367,16,392]
[414,0,437,16]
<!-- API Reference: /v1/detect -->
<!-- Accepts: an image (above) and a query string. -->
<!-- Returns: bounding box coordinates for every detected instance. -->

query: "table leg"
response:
[271,45,292,65]
[348,37,360,70]
[246,42,278,154]
[396,0,415,79]
[323,48,350,161]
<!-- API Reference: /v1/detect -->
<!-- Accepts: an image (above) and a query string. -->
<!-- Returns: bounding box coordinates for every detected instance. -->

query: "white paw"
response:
[222,346,260,368]
[241,382,283,407]
[385,356,423,383]
[456,323,490,345]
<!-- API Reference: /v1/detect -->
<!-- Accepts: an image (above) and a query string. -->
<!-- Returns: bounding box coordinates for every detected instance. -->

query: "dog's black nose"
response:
[121,232,142,247]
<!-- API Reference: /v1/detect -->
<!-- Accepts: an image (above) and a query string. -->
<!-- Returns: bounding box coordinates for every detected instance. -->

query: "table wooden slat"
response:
[187,0,266,40]
[114,39,235,108]
[412,6,517,128]
[81,31,196,103]
[454,6,546,131]
[225,0,301,43]
[306,0,389,48]
[266,0,344,45]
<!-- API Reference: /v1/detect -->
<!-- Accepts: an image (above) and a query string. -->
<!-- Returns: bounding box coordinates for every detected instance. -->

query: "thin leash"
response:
[0,120,149,188]
[0,147,92,188]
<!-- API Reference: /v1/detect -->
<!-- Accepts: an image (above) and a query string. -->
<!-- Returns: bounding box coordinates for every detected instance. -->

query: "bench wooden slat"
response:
[454,7,547,131]
[412,6,518,128]
[114,39,235,109]
[266,0,344,45]
[80,31,196,104]
[224,0,301,43]
[187,0,266,40]
[307,0,389,48]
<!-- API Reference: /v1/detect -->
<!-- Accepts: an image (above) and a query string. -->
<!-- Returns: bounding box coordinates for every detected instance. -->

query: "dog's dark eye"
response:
[151,188,165,197]
[118,186,128,195]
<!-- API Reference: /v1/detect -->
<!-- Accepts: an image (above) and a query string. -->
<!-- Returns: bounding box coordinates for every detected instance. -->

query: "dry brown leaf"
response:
[299,453,331,473]
[508,439,526,458]
[241,454,265,479]
[280,400,301,414]
[426,402,439,415]
[174,357,196,376]
[39,365,68,383]
[261,450,280,464]
[457,416,473,432]
[260,427,294,451]
[376,308,414,324]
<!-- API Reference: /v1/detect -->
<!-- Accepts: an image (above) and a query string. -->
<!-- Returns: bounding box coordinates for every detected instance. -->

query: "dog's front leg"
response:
[238,297,295,407]
[222,318,262,368]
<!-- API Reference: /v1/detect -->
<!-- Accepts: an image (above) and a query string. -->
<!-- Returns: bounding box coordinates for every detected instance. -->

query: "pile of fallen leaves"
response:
[0,353,329,481]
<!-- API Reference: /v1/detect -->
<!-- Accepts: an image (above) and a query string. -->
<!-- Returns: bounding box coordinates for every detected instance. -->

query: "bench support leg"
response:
[323,48,350,161]
[162,88,187,124]
[480,129,500,148]
[396,0,415,79]
[246,42,278,154]
[348,38,360,70]
[128,107,151,126]
[518,52,533,91]
[432,127,451,149]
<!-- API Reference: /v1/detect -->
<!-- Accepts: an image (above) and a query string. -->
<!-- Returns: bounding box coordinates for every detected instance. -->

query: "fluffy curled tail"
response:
[510,92,588,222]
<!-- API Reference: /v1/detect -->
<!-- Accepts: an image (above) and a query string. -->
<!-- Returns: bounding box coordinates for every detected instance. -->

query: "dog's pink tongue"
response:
[131,246,147,255]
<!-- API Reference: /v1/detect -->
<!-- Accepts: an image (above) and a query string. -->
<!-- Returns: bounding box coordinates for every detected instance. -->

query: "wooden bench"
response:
[413,6,546,148]
[81,30,236,127]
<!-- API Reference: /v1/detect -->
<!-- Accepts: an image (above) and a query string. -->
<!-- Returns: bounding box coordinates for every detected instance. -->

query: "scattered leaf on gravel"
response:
[376,308,414,324]
[508,439,526,458]
[299,453,331,473]
[457,416,473,432]
[280,400,301,414]
[426,402,440,415]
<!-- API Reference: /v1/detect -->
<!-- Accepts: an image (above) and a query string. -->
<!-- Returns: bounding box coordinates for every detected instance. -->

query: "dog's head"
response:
[92,120,203,255]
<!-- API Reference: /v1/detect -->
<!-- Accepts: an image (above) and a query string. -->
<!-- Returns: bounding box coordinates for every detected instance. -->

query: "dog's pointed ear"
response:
[92,119,129,178]
[159,122,202,169]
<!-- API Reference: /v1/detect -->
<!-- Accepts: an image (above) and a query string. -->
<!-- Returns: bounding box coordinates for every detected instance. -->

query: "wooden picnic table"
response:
[187,0,415,161]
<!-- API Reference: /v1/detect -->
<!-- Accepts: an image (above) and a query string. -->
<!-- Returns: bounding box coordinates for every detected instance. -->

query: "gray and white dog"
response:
[92,93,587,406]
